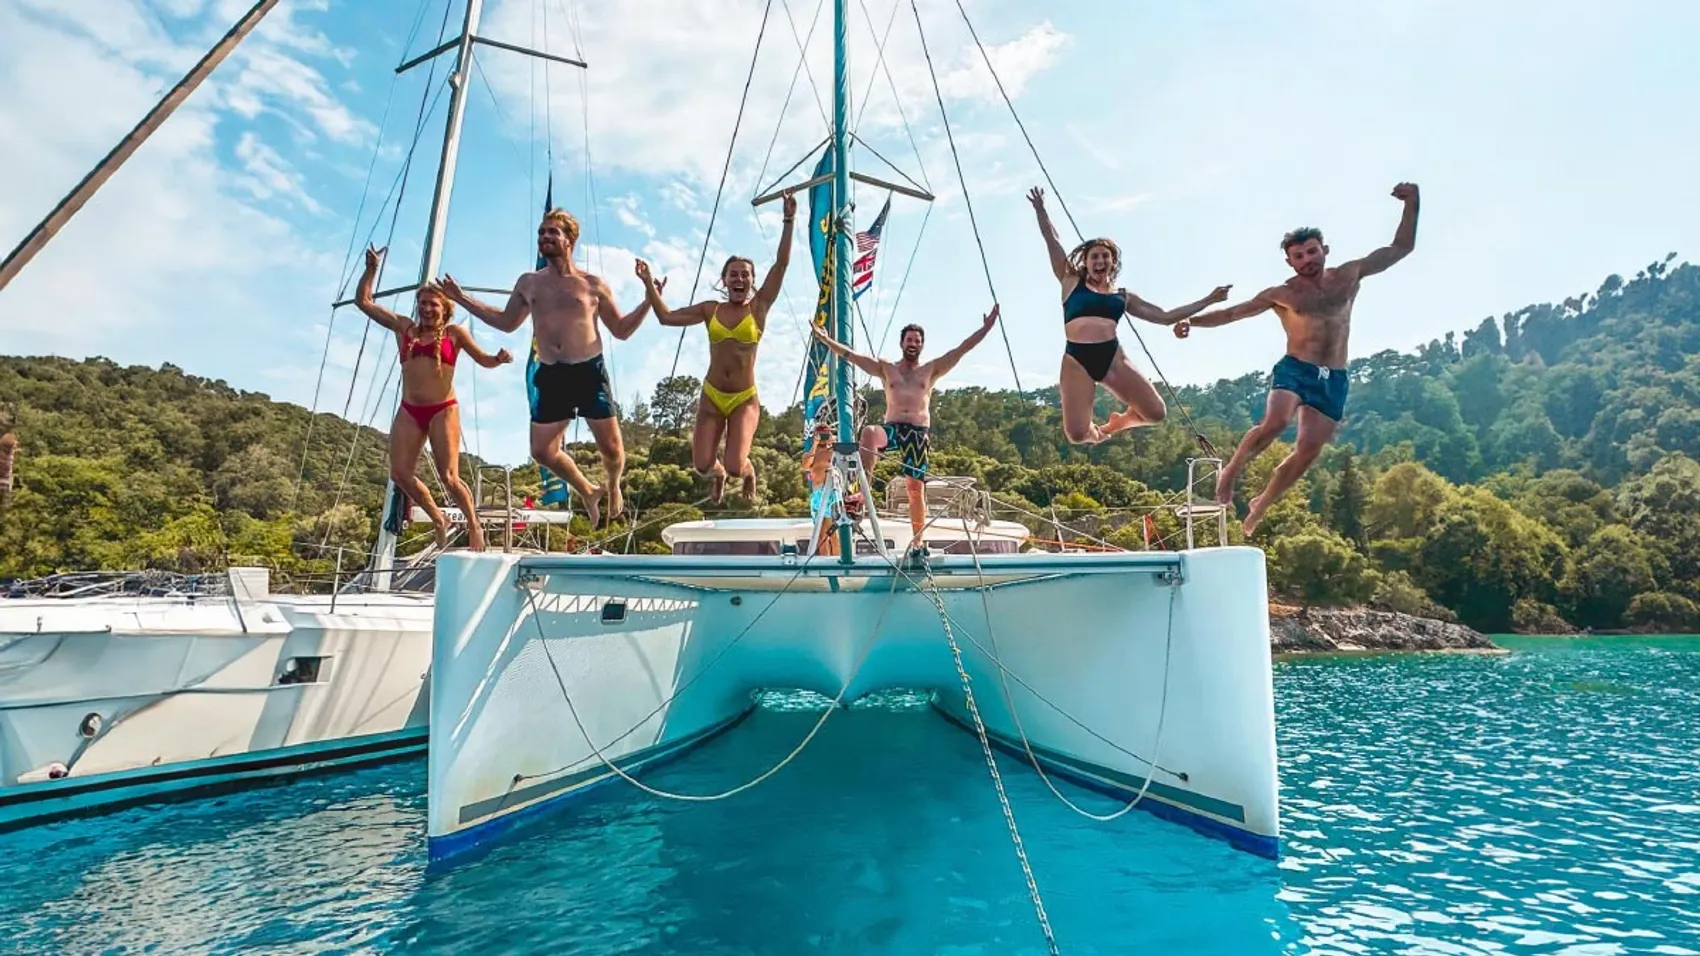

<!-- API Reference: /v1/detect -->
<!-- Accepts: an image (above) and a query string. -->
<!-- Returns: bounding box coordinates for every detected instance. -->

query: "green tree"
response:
[1414,488,1567,632]
[1269,530,1381,605]
[1558,525,1661,628]
[1325,447,1369,550]
[649,375,701,433]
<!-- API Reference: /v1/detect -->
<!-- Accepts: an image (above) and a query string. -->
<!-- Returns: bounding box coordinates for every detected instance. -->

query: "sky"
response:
[2,0,1698,467]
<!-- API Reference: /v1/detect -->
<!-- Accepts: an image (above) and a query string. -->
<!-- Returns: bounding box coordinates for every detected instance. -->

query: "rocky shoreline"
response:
[1269,605,1503,654]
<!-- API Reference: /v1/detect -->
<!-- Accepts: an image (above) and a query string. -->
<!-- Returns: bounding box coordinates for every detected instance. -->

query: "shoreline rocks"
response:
[1269,604,1501,654]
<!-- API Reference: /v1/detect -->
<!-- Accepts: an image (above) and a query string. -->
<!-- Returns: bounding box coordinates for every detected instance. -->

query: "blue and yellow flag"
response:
[800,150,837,456]
[529,175,569,507]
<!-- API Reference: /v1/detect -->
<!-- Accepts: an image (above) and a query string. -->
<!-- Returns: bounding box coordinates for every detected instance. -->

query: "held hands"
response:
[494,348,514,365]
[634,259,670,293]
[1173,320,1191,340]
[1392,182,1419,203]
[1206,284,1232,305]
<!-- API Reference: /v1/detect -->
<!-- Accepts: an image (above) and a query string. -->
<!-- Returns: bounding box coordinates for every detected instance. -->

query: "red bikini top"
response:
[401,328,458,366]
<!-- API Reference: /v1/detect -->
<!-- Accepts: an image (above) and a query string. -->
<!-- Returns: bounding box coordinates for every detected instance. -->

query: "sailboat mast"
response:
[370,0,487,589]
[830,0,857,563]
[0,0,281,293]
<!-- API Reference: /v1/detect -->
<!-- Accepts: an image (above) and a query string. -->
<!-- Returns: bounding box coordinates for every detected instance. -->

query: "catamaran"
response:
[422,1,1280,929]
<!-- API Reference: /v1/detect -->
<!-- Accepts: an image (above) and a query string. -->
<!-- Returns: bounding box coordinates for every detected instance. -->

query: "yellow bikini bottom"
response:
[701,382,758,417]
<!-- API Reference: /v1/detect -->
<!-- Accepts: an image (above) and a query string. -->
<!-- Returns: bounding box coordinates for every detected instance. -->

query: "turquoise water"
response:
[3,637,1698,954]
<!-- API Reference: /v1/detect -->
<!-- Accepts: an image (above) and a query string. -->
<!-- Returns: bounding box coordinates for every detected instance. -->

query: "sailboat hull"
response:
[426,547,1279,862]
[0,591,433,830]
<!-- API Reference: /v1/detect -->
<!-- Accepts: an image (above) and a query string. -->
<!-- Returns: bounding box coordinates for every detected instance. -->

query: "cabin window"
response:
[855,539,896,555]
[672,541,782,556]
[927,538,1019,555]
[277,656,327,685]
[601,600,627,624]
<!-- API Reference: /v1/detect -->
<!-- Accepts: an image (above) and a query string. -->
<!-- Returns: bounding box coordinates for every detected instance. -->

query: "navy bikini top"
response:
[1062,280,1125,324]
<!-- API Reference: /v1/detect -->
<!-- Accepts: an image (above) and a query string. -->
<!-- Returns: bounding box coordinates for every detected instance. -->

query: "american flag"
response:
[850,195,891,300]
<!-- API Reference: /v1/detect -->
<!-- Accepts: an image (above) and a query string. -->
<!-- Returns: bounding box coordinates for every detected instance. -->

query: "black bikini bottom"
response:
[1064,338,1119,382]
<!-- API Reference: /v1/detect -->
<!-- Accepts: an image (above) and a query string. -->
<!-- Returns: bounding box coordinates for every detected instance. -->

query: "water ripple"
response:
[0,636,1695,954]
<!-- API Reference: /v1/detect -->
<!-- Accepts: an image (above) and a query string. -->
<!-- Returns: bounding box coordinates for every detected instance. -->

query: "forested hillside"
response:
[2,256,1697,632]
[0,358,426,584]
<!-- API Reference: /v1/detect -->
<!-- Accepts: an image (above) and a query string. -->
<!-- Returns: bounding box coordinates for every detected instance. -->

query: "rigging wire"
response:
[907,0,1023,396]
[947,0,1214,454]
[291,0,447,513]
[663,0,777,390]
[778,0,832,130]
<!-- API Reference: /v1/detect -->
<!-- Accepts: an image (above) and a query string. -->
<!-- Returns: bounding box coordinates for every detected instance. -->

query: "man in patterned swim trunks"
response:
[811,305,999,544]
[1173,183,1420,535]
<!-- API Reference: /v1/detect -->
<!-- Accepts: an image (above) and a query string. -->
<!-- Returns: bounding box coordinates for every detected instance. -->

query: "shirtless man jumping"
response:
[811,306,999,542]
[434,208,654,528]
[1175,183,1419,535]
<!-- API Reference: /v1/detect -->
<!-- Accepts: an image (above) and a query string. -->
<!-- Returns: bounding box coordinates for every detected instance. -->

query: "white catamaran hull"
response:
[426,547,1278,862]
[0,578,432,830]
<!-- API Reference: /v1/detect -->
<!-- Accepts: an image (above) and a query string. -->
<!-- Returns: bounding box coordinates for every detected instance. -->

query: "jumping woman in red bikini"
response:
[356,245,512,550]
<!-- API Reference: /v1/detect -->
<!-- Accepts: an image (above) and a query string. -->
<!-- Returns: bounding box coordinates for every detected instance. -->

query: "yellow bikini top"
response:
[706,303,762,345]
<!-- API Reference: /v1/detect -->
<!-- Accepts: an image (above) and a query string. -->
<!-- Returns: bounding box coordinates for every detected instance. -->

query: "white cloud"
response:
[0,0,360,368]
[233,131,325,214]
[934,22,1067,103]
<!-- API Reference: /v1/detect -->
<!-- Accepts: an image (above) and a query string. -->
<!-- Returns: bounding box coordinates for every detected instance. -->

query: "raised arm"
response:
[634,260,701,327]
[593,272,655,340]
[928,305,999,379]
[353,246,408,332]
[1122,285,1233,326]
[1175,287,1282,336]
[446,325,514,370]
[1026,187,1072,283]
[810,324,885,377]
[753,193,797,313]
[1345,182,1419,279]
[435,273,530,333]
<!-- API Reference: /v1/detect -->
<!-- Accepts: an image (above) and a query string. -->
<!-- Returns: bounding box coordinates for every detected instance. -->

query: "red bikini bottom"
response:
[399,398,457,431]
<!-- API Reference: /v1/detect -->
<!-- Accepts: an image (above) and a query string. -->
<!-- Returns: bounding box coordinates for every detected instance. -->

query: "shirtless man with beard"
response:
[811,306,999,542]
[434,208,654,528]
[1174,183,1420,534]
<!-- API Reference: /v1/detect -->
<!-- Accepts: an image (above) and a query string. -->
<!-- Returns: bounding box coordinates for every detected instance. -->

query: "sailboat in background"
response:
[0,0,576,829]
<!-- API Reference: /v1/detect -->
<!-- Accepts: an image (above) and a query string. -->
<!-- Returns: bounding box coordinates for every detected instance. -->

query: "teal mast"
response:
[831,0,856,563]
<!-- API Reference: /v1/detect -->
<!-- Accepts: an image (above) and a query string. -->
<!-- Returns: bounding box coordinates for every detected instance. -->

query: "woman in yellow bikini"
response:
[635,193,795,502]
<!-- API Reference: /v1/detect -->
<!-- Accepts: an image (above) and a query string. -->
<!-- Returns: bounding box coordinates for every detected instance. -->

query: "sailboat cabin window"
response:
[927,539,1019,555]
[672,541,782,556]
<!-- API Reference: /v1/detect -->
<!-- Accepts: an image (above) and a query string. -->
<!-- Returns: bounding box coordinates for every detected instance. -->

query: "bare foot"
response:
[1214,466,1239,505]
[467,523,488,552]
[710,471,726,505]
[740,466,757,501]
[582,486,603,529]
[1243,494,1271,536]
[431,516,450,550]
[607,483,624,524]
[1102,409,1143,437]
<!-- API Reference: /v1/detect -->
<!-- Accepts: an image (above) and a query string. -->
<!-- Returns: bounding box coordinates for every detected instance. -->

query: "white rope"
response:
[908,563,1059,955]
[860,521,1189,780]
[965,521,1177,822]
[518,561,902,801]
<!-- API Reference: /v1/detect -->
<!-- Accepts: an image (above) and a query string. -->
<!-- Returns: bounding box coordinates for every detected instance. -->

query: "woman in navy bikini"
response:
[1026,187,1231,445]
[356,245,512,550]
